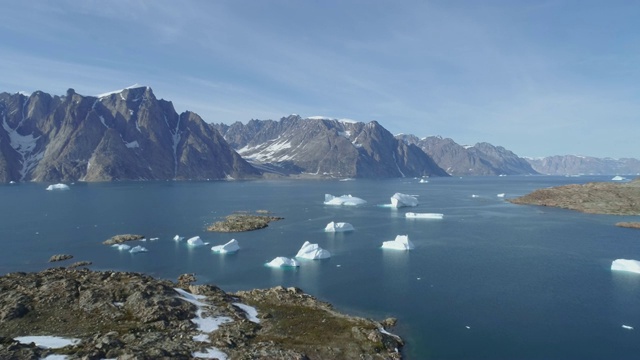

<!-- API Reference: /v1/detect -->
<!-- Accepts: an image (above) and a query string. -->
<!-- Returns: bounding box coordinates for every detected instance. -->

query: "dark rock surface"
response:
[102,234,145,245]
[526,155,640,175]
[48,254,73,262]
[207,213,284,232]
[0,268,403,359]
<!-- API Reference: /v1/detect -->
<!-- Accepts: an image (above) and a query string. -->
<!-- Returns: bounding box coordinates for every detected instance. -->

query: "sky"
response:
[1,0,638,158]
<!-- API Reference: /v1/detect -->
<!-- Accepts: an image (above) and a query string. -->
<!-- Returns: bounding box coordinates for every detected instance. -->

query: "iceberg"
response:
[611,259,640,274]
[111,244,131,251]
[295,241,331,260]
[405,212,443,219]
[173,235,184,241]
[266,257,300,267]
[324,194,367,206]
[497,193,506,198]
[612,175,626,181]
[419,179,429,183]
[324,221,355,232]
[129,245,148,253]
[46,183,70,191]
[381,235,415,250]
[390,193,418,208]
[211,239,240,253]
[187,236,209,246]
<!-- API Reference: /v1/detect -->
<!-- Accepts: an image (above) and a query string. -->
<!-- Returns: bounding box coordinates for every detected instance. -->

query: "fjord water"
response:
[2,176,640,359]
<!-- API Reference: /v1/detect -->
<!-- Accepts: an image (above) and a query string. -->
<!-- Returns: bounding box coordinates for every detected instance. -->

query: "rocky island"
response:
[0,268,402,359]
[509,178,640,215]
[207,212,284,232]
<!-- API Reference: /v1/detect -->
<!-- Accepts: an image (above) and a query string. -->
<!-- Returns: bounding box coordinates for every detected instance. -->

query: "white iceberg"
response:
[173,235,184,241]
[211,239,240,253]
[111,244,131,251]
[612,175,626,181]
[266,257,300,267]
[405,212,443,219]
[611,259,640,274]
[129,245,148,253]
[390,193,418,208]
[324,221,355,232]
[187,236,209,246]
[381,235,415,251]
[46,183,70,191]
[295,241,331,260]
[419,178,429,183]
[497,193,506,198]
[324,194,367,206]
[471,194,479,198]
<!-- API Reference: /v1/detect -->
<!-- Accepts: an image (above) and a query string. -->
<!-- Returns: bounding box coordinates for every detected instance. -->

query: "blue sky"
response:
[1,0,638,158]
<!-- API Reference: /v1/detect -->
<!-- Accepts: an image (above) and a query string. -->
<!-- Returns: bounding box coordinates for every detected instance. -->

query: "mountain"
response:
[0,87,260,182]
[526,155,640,175]
[396,135,538,176]
[213,115,449,178]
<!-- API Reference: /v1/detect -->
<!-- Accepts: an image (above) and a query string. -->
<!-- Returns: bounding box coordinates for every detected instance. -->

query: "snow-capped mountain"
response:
[0,87,260,182]
[214,115,448,178]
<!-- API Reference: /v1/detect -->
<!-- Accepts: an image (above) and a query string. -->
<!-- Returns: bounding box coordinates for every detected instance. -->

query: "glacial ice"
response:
[187,236,209,246]
[46,183,70,191]
[173,235,184,241]
[405,212,443,219]
[390,193,418,208]
[381,235,415,250]
[112,244,131,251]
[611,259,640,274]
[15,336,80,349]
[129,245,148,253]
[295,241,331,260]
[211,239,240,253]
[266,257,300,267]
[324,194,367,206]
[324,221,355,232]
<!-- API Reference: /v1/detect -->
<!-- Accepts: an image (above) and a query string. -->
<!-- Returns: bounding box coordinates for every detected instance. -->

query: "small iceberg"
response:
[405,212,443,219]
[46,183,70,191]
[173,235,184,241]
[622,325,634,330]
[497,193,506,198]
[295,241,331,260]
[324,221,355,232]
[471,194,479,198]
[211,239,240,253]
[266,257,300,268]
[390,193,418,208]
[111,244,131,251]
[381,235,415,251]
[612,175,626,181]
[324,194,367,206]
[187,236,209,247]
[419,178,429,183]
[611,259,640,274]
[129,245,148,253]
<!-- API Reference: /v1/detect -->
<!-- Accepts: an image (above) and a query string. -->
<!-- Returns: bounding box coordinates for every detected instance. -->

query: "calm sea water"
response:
[1,176,640,359]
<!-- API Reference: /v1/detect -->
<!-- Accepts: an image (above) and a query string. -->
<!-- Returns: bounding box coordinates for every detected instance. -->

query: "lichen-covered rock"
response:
[48,254,73,262]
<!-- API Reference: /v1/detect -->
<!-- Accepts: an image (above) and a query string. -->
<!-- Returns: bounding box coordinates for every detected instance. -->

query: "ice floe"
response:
[471,194,479,198]
[324,194,367,206]
[381,235,415,250]
[15,335,80,349]
[187,236,209,246]
[266,257,300,267]
[622,325,634,330]
[46,183,70,191]
[295,241,331,260]
[173,235,184,241]
[419,178,429,183]
[129,245,148,253]
[233,302,261,323]
[390,193,418,208]
[211,239,240,253]
[611,259,640,274]
[405,212,443,219]
[111,244,131,251]
[497,193,506,198]
[324,221,354,232]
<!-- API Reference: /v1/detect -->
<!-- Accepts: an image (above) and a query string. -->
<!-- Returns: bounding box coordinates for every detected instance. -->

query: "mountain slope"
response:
[526,155,640,175]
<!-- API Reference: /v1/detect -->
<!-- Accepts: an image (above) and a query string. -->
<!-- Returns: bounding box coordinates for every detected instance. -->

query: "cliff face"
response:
[0,87,260,182]
[526,155,640,175]
[214,116,448,178]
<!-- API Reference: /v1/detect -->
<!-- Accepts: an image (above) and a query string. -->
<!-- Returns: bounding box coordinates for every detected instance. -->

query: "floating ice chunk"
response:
[611,259,640,274]
[324,221,355,232]
[173,235,184,241]
[46,183,70,191]
[211,239,240,253]
[9,181,16,184]
[266,257,300,267]
[497,193,506,198]
[405,212,443,219]
[233,302,260,323]
[149,237,159,241]
[295,241,331,260]
[382,235,415,250]
[419,179,429,183]
[390,193,418,208]
[111,244,131,251]
[612,175,626,181]
[622,325,634,330]
[129,245,148,253]
[324,194,367,206]
[187,236,209,246]
[471,194,479,198]
[15,336,80,349]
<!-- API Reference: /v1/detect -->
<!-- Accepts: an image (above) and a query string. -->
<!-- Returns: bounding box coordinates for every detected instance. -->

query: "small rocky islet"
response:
[207,211,284,232]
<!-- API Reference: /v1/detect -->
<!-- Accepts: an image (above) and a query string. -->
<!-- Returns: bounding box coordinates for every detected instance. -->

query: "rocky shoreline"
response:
[509,178,640,215]
[0,268,403,359]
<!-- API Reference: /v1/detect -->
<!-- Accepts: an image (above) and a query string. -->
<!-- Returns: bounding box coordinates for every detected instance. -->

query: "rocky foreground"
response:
[509,178,640,215]
[0,268,402,359]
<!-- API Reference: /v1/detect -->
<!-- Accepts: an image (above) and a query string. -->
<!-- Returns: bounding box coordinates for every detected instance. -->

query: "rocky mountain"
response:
[0,87,260,182]
[214,115,449,178]
[525,155,640,175]
[396,134,538,176]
